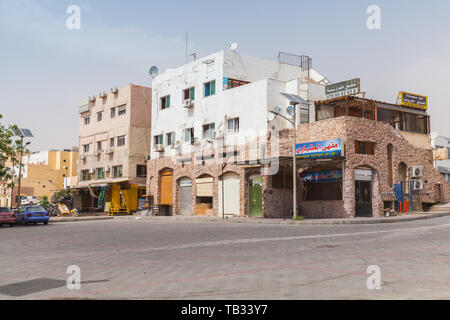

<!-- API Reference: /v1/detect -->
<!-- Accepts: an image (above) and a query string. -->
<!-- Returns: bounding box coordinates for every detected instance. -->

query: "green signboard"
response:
[325,78,360,99]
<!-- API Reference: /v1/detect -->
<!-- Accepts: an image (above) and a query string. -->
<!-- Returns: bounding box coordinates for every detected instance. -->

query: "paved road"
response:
[0,216,449,300]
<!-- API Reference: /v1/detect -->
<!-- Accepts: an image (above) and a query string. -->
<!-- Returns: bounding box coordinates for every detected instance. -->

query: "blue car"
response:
[15,205,50,225]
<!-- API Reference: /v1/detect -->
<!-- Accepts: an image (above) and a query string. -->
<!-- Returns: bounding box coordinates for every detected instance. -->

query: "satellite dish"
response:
[273,106,282,114]
[286,105,295,117]
[229,43,238,51]
[149,66,159,78]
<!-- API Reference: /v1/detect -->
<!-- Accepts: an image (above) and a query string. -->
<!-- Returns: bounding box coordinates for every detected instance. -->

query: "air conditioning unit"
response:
[105,148,113,154]
[79,154,86,160]
[89,96,96,102]
[104,166,110,172]
[111,87,118,94]
[411,179,424,191]
[154,144,164,152]
[409,166,423,178]
[99,91,107,98]
[183,99,194,108]
[88,168,95,174]
[93,151,100,157]
[145,155,151,161]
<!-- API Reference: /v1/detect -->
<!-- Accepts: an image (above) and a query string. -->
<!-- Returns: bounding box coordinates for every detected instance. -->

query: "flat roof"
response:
[315,95,428,116]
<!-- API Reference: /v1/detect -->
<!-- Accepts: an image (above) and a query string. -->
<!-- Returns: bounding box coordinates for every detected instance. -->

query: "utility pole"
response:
[16,136,24,211]
[292,104,298,220]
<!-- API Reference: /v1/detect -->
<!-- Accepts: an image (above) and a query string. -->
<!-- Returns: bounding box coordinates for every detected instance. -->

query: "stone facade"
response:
[147,116,450,219]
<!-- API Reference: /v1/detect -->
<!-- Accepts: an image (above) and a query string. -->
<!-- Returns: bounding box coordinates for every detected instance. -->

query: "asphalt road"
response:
[0,216,449,300]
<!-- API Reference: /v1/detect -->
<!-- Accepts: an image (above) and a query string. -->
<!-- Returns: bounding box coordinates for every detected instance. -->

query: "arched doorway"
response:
[354,167,373,217]
[178,177,192,215]
[218,172,240,217]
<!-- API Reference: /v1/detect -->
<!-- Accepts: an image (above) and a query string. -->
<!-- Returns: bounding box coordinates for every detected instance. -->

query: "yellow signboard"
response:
[104,202,111,213]
[398,91,428,110]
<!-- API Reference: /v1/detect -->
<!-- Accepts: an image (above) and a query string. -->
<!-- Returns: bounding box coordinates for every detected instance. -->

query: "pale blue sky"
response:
[1,0,449,150]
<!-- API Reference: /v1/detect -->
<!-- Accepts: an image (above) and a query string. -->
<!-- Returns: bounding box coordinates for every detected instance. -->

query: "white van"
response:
[21,196,40,206]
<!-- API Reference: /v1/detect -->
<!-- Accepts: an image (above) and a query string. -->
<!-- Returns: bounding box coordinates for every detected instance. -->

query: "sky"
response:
[0,0,449,151]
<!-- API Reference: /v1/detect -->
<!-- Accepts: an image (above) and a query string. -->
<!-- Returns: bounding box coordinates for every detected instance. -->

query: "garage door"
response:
[179,178,192,215]
[218,173,240,216]
[160,170,173,205]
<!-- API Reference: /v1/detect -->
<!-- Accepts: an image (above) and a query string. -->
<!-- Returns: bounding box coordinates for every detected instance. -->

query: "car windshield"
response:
[27,206,46,212]
[0,207,11,213]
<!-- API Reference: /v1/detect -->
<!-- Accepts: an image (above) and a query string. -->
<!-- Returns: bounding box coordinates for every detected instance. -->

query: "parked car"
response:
[0,207,15,227]
[15,206,50,225]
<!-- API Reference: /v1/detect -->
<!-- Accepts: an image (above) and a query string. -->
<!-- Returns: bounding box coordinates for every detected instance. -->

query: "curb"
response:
[49,216,114,223]
[114,211,450,225]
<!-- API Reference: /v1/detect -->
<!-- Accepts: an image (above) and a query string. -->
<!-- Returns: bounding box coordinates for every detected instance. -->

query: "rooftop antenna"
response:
[230,42,238,52]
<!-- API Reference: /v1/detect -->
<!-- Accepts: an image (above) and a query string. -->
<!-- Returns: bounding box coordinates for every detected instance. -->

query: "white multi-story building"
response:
[147,50,329,217]
[431,134,450,182]
[150,50,328,159]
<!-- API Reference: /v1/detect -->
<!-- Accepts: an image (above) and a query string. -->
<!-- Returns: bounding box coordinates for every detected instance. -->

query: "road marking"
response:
[130,223,450,252]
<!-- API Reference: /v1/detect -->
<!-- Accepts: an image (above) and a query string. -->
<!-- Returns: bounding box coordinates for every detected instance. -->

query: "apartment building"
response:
[0,149,78,207]
[431,134,450,182]
[147,50,328,216]
[74,84,152,214]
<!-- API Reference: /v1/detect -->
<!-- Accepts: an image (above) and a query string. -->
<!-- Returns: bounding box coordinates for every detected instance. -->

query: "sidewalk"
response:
[50,216,114,223]
[114,211,450,225]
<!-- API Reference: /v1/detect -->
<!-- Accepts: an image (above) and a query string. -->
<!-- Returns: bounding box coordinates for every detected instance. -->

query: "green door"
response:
[249,176,263,217]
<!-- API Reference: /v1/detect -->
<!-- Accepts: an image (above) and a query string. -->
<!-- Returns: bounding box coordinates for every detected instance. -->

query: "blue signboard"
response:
[296,139,343,159]
[301,169,342,183]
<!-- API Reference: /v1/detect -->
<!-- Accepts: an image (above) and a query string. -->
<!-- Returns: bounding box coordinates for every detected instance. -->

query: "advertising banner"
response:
[301,169,342,183]
[325,79,360,99]
[398,91,427,110]
[296,139,343,159]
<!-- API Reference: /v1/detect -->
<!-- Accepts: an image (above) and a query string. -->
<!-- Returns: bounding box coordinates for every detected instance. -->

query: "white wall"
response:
[151,50,327,159]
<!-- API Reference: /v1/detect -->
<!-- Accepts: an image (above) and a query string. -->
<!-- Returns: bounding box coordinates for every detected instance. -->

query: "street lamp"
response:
[269,94,308,220]
[13,128,33,211]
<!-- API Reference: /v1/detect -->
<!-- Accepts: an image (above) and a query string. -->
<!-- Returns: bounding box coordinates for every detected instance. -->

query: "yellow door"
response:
[160,170,174,205]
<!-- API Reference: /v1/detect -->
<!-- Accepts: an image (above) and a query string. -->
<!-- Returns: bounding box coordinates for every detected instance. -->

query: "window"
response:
[183,87,195,101]
[111,108,116,118]
[355,141,375,155]
[97,112,103,122]
[136,165,147,177]
[117,135,126,147]
[204,80,216,97]
[84,116,90,125]
[166,132,175,146]
[304,182,342,201]
[83,144,90,153]
[110,138,115,148]
[96,167,105,180]
[224,78,249,90]
[227,118,239,133]
[161,95,170,110]
[154,135,163,146]
[81,170,90,181]
[184,128,194,144]
[118,104,126,116]
[97,141,103,151]
[203,123,215,140]
[112,165,123,178]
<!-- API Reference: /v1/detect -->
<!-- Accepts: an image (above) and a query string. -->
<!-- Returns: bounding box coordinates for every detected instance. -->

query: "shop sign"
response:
[301,169,342,183]
[398,91,427,110]
[354,169,372,181]
[251,176,263,186]
[296,139,343,159]
[180,180,192,187]
[325,78,360,99]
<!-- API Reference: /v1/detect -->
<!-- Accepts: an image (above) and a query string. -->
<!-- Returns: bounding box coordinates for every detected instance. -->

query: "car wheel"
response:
[33,222,37,225]
[43,221,48,225]
[9,224,14,227]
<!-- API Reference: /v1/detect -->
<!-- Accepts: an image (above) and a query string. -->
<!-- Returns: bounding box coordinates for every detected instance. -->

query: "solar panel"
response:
[12,128,33,137]
[21,129,34,137]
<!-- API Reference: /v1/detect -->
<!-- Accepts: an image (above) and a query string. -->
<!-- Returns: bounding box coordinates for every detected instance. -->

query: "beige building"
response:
[74,83,152,214]
[0,149,78,208]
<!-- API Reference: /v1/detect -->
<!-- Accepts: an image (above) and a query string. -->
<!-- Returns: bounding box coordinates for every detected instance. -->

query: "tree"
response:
[0,114,28,207]
[0,114,19,181]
